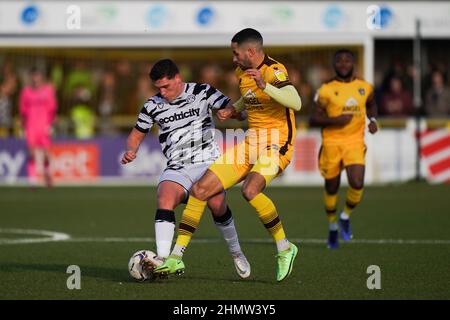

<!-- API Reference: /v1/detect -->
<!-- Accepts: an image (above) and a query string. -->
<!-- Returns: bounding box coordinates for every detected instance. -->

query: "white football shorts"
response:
[158,162,214,202]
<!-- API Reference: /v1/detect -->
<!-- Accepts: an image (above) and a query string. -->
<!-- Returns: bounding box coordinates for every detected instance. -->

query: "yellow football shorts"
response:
[209,137,293,189]
[318,143,367,179]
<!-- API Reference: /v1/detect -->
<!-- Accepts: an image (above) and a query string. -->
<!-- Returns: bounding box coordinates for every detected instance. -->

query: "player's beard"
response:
[238,56,252,70]
[335,66,354,79]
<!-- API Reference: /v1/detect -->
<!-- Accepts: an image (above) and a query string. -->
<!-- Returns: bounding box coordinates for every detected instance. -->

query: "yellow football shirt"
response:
[236,55,296,155]
[315,78,373,145]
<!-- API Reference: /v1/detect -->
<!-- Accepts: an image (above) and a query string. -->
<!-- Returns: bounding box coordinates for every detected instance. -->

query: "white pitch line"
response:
[0,228,70,245]
[1,229,450,245]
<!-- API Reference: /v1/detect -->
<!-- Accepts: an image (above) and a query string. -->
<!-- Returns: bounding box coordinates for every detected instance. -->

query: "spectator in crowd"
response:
[64,60,96,111]
[199,64,222,88]
[19,67,57,187]
[0,61,18,137]
[424,71,450,117]
[178,63,194,82]
[97,69,117,136]
[425,62,448,93]
[50,60,64,94]
[223,69,240,102]
[115,59,135,114]
[71,102,96,139]
[380,77,415,117]
[382,60,414,94]
[129,62,156,114]
[307,62,331,91]
[373,70,384,109]
[405,64,416,94]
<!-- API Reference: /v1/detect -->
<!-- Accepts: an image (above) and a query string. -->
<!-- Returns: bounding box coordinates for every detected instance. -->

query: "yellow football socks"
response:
[343,187,364,216]
[176,196,207,249]
[249,193,286,242]
[324,191,338,224]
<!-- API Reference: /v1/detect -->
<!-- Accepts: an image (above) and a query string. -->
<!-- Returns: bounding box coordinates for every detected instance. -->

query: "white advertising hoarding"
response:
[0,1,448,39]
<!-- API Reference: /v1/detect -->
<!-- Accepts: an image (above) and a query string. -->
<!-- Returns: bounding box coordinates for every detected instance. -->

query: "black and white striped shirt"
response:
[135,83,230,169]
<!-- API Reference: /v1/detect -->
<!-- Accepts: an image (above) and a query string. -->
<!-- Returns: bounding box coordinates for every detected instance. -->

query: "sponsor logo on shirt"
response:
[158,108,200,124]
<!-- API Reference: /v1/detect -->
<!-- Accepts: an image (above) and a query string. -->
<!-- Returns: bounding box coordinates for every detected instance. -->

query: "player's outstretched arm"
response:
[121,128,146,164]
[216,99,247,122]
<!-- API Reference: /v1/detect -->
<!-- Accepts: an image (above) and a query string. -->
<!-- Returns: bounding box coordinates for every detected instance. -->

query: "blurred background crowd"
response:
[0,39,449,139]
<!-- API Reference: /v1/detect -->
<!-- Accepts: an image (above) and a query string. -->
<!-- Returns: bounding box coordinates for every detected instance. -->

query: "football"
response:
[128,250,163,281]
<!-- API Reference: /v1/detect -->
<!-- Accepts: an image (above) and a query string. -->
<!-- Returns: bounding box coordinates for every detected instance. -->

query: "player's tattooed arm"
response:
[366,92,378,134]
[121,128,147,164]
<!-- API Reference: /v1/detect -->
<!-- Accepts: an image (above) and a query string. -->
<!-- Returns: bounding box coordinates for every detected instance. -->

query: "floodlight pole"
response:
[413,19,422,182]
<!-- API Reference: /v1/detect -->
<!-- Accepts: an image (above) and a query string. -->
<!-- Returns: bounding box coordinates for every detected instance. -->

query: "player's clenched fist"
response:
[216,105,234,121]
[121,150,137,164]
[368,120,378,134]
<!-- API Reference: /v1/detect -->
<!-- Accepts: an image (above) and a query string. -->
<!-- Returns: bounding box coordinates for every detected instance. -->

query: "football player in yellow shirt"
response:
[310,49,378,249]
[155,28,302,282]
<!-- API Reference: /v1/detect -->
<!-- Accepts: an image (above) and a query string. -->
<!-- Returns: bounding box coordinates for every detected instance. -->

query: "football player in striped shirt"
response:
[121,59,250,279]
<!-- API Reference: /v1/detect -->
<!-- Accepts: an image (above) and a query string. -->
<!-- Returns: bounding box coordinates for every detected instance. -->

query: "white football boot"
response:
[232,252,251,279]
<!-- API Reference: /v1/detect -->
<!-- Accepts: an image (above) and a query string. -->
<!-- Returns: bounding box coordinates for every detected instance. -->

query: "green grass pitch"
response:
[0,183,449,300]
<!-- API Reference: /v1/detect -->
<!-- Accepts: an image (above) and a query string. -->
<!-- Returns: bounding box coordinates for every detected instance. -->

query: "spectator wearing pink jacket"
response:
[19,68,57,187]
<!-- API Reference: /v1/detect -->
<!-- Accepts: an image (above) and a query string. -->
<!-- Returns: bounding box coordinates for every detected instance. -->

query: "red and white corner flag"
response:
[420,128,450,183]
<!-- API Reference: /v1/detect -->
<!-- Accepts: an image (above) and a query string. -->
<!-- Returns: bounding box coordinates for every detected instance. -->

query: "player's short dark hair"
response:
[149,59,180,81]
[333,49,355,63]
[231,28,263,46]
